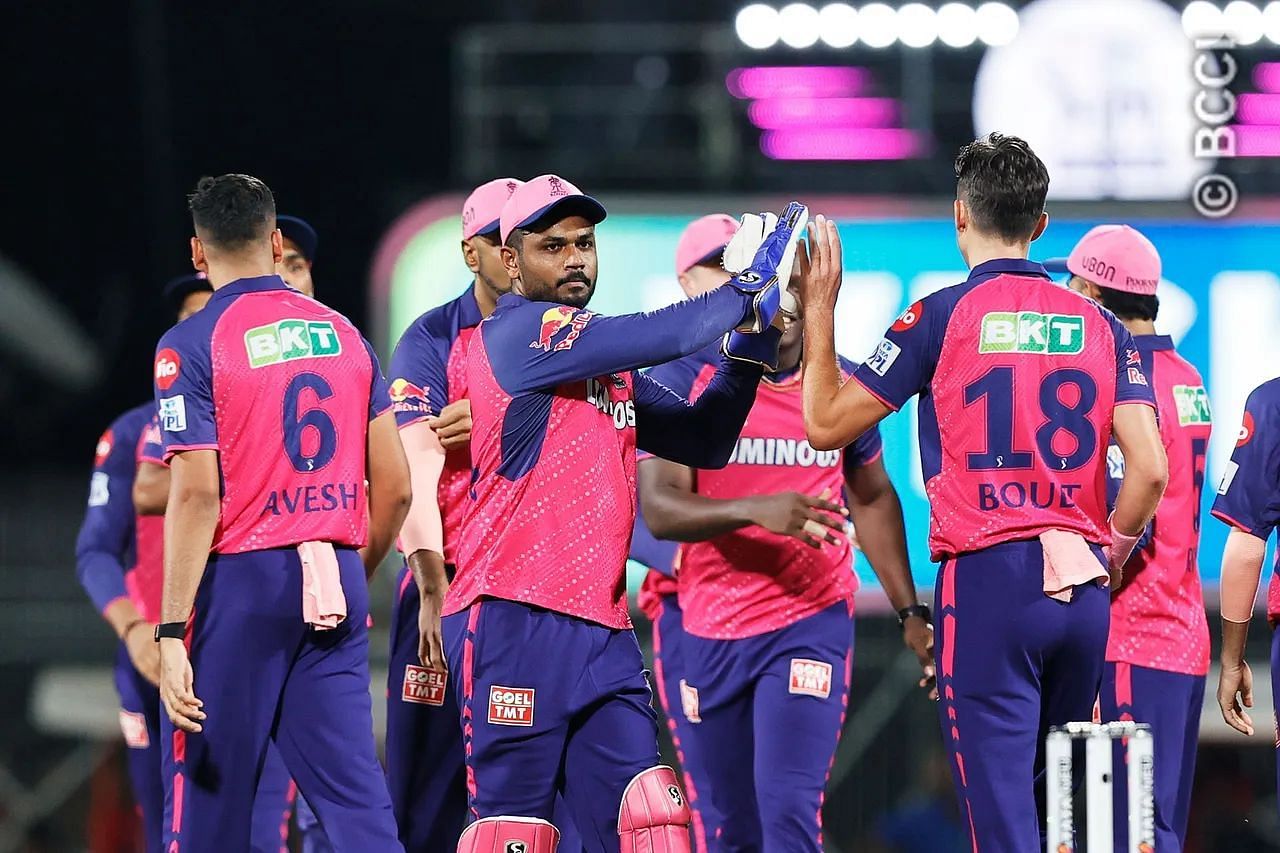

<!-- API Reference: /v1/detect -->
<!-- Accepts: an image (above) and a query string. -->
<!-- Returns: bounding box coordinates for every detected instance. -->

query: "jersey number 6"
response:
[964,367,1098,472]
[283,372,337,473]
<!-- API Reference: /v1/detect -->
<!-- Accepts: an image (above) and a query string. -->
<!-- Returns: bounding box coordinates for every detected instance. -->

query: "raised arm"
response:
[800,218,899,450]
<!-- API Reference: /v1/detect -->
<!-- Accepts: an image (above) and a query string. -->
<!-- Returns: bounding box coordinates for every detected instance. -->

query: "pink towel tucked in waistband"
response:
[1039,530,1108,603]
[298,541,347,630]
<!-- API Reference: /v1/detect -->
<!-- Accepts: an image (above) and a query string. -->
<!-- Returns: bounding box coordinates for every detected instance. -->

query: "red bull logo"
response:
[530,306,592,352]
[389,378,432,415]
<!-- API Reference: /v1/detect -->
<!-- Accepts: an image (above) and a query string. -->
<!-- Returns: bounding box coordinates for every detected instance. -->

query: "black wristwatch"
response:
[154,622,188,642]
[897,604,931,628]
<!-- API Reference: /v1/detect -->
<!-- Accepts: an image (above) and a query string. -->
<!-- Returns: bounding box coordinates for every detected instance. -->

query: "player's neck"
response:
[473,276,500,318]
[203,259,277,289]
[1122,318,1157,337]
[963,238,1029,271]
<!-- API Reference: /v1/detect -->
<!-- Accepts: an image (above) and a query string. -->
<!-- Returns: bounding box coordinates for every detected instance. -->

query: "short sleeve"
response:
[850,294,948,411]
[387,316,451,427]
[154,327,217,459]
[1212,381,1280,538]
[364,338,393,421]
[842,424,884,478]
[1109,316,1158,408]
[138,413,167,467]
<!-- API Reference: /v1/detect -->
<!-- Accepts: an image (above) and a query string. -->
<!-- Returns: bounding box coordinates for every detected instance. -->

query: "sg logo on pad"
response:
[402,664,446,707]
[789,659,833,699]
[488,685,535,726]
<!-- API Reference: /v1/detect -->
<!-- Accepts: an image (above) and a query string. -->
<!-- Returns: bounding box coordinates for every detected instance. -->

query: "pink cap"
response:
[499,174,607,244]
[462,178,524,239]
[675,214,739,275]
[1063,225,1162,295]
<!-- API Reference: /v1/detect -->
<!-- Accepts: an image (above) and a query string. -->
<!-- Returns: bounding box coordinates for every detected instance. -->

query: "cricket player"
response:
[1212,376,1280,815]
[631,213,742,852]
[153,174,408,851]
[442,174,806,852]
[278,214,318,296]
[384,178,583,851]
[639,268,930,851]
[76,273,295,851]
[1048,225,1210,852]
[800,134,1168,852]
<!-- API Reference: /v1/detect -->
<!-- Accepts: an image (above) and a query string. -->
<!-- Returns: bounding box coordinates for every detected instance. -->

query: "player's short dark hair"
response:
[504,228,529,252]
[954,133,1049,243]
[187,174,276,251]
[1096,284,1160,322]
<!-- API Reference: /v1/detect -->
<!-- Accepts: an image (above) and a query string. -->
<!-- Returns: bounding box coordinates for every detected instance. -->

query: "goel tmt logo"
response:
[979,312,1084,355]
[245,319,342,368]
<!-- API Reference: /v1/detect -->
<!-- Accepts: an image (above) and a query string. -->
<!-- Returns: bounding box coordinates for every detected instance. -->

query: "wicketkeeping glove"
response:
[722,201,809,332]
[722,325,783,371]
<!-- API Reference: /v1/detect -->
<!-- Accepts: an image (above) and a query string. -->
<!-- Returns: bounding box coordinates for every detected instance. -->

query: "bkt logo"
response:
[979,312,1084,355]
[244,319,342,368]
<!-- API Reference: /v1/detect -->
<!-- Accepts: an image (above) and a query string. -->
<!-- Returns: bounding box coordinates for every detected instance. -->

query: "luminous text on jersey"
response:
[728,437,840,468]
[586,377,635,429]
[244,320,342,368]
[978,312,1084,355]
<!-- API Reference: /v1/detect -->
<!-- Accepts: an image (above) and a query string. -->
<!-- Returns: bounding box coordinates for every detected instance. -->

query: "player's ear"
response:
[953,199,966,233]
[1029,211,1049,243]
[500,245,520,281]
[270,229,284,265]
[190,237,208,274]
[461,239,481,273]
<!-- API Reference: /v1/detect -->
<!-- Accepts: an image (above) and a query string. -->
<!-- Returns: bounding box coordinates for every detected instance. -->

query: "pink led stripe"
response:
[1254,62,1280,93]
[1237,93,1280,125]
[761,128,925,160]
[1228,124,1280,156]
[749,97,901,130]
[727,65,871,100]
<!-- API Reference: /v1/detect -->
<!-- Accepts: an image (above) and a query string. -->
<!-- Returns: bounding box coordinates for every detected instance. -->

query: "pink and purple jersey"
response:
[1213,377,1280,624]
[387,286,483,565]
[659,355,882,639]
[1106,336,1211,676]
[444,288,764,629]
[75,403,158,618]
[851,259,1156,560]
[152,275,391,554]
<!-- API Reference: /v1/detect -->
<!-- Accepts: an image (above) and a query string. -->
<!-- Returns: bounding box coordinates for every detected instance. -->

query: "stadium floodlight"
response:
[818,3,860,48]
[859,3,898,48]
[976,2,1019,46]
[1225,0,1265,44]
[1182,0,1224,38]
[897,3,939,48]
[1266,2,1280,44]
[779,3,823,48]
[937,2,979,47]
[737,4,782,49]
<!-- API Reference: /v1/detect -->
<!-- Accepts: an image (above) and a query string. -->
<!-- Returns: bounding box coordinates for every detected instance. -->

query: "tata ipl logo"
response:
[245,319,342,368]
[979,312,1084,355]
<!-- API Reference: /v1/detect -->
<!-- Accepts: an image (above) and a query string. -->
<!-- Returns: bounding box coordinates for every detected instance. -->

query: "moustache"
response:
[557,273,591,286]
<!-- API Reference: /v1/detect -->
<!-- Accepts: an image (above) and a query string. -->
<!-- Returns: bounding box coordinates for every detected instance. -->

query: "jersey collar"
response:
[1133,333,1175,351]
[458,283,485,326]
[967,258,1050,282]
[211,274,291,300]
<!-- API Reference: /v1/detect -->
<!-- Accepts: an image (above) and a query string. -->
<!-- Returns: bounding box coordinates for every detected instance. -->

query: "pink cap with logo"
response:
[675,214,739,275]
[1058,224,1162,296]
[462,178,524,239]
[499,174,607,244]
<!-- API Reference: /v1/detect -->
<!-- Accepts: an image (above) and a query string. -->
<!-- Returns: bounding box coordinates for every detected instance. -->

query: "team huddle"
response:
[70,132,1276,853]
